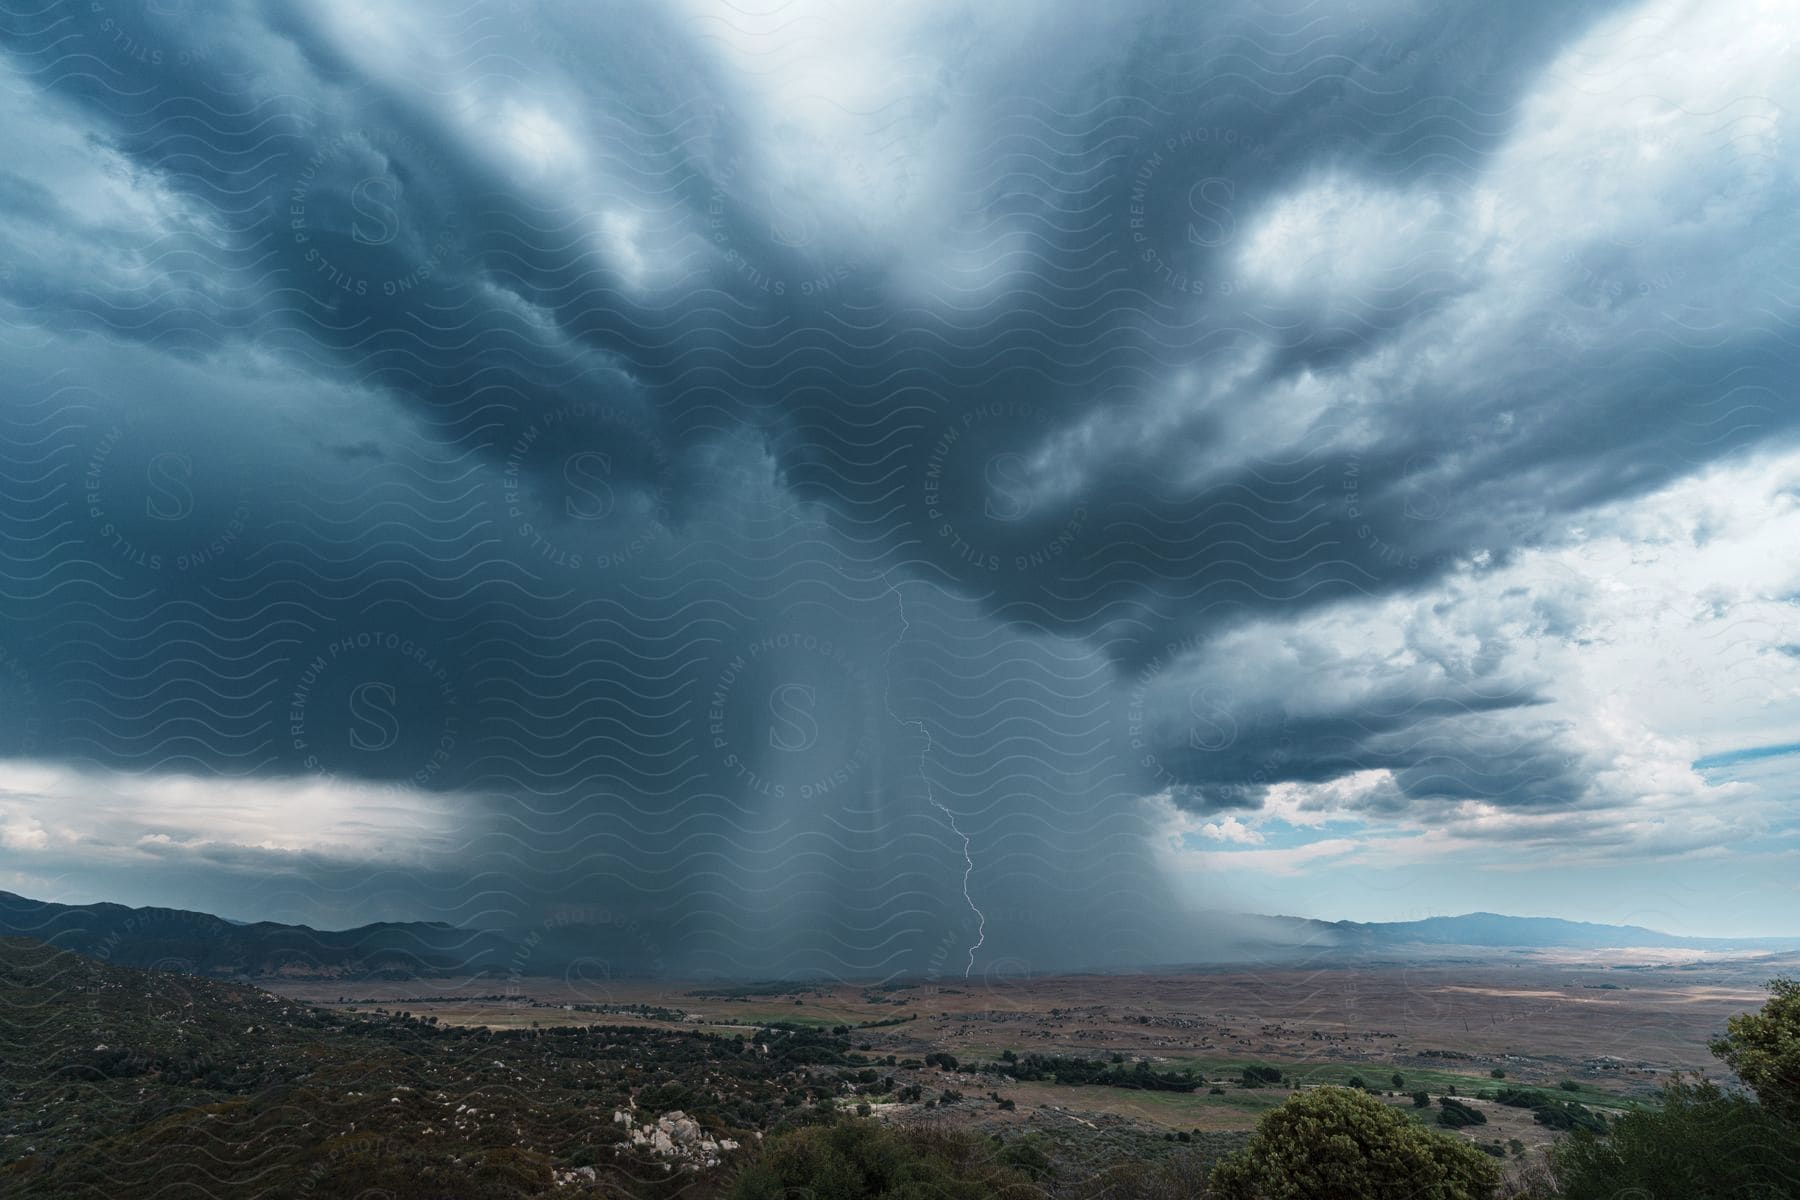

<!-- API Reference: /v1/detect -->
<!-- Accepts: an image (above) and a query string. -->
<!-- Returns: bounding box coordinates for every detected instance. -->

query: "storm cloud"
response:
[1,0,1797,966]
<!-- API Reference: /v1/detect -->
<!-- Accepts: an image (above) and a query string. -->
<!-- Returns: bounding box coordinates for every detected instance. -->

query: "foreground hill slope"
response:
[0,937,854,1198]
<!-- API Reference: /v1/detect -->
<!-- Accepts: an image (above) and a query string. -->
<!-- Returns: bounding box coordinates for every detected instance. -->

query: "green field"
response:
[1153,1057,1642,1111]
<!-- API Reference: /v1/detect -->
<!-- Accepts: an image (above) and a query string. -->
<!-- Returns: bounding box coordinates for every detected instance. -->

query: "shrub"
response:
[994,1134,1054,1181]
[1209,1086,1501,1200]
[1550,1076,1800,1200]
[1240,1065,1283,1088]
[1436,1097,1487,1129]
[1412,1091,1431,1108]
[729,1121,1038,1200]
[1492,1087,1606,1134]
[1068,1151,1212,1200]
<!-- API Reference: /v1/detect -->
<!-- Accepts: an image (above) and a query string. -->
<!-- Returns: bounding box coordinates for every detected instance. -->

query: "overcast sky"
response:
[0,0,1796,972]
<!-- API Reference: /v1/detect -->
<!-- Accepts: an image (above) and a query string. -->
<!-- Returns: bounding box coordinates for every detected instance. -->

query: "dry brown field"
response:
[266,947,1796,1151]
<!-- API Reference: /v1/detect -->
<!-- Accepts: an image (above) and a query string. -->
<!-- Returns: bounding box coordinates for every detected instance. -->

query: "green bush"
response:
[1209,1086,1500,1200]
[1490,1087,1606,1133]
[1436,1097,1487,1129]
[1239,1065,1283,1088]
[1550,1076,1800,1200]
[1000,1053,1196,1092]
[729,1120,1037,1200]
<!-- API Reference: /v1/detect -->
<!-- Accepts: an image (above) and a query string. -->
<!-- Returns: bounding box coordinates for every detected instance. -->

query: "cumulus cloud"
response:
[1140,448,1800,881]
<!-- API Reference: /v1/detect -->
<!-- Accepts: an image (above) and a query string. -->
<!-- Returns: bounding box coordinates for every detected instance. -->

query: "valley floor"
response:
[265,948,1792,1154]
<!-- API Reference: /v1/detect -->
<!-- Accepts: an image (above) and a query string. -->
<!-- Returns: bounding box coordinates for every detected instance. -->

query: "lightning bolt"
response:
[868,570,985,979]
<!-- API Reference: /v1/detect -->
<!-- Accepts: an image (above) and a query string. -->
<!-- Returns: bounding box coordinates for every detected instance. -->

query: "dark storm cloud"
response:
[1,0,1796,968]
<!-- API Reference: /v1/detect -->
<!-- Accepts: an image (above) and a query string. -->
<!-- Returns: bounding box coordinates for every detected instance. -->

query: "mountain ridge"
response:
[6,890,1798,980]
[1287,910,1800,951]
[0,889,514,978]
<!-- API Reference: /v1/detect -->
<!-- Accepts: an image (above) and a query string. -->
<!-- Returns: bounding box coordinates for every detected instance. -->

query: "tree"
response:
[1209,1086,1501,1200]
[1709,977,1800,1124]
[1550,1075,1800,1200]
[1391,1072,1406,1089]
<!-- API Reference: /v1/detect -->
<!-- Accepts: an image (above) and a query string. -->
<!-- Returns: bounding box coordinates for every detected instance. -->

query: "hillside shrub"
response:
[729,1120,1037,1200]
[1239,1065,1283,1088]
[1209,1086,1500,1200]
[1550,1076,1800,1200]
[1436,1097,1487,1128]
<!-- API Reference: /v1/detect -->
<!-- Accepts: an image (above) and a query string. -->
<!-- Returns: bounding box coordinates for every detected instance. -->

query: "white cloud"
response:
[1199,814,1264,844]
[0,815,47,852]
[1143,446,1800,880]
[1237,176,1473,301]
[0,759,471,866]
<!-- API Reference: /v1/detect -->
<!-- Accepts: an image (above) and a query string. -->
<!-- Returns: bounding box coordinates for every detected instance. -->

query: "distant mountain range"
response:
[1277,911,1800,953]
[0,890,514,979]
[4,890,1798,979]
